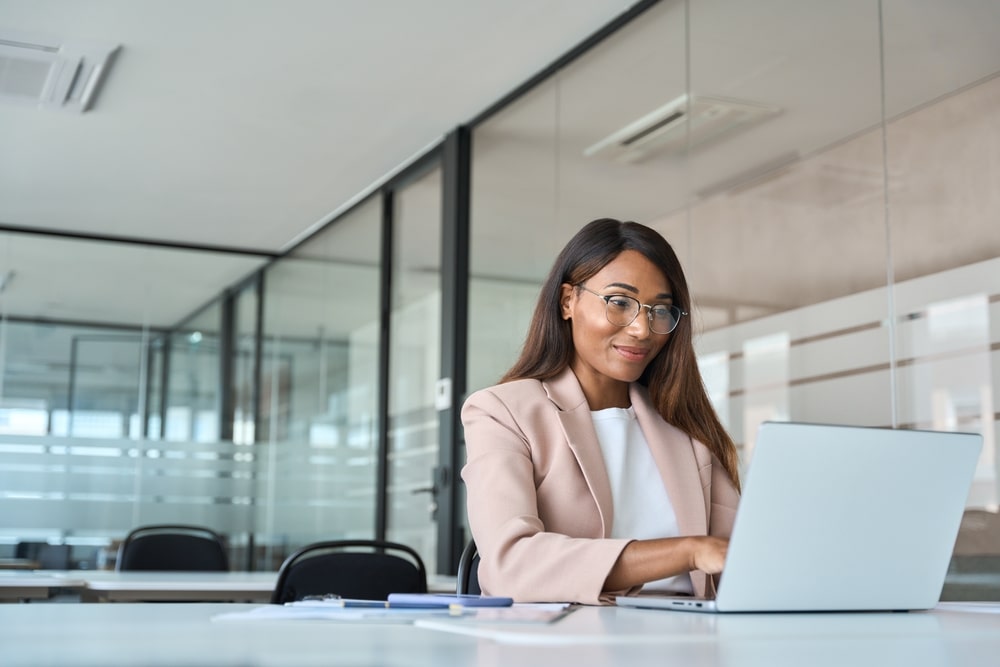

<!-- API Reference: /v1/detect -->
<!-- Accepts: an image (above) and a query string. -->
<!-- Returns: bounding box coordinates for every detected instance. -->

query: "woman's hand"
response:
[689,536,728,574]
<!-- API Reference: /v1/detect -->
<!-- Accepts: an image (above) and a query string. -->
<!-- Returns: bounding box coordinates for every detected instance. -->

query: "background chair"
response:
[456,539,481,595]
[271,539,427,604]
[116,524,229,572]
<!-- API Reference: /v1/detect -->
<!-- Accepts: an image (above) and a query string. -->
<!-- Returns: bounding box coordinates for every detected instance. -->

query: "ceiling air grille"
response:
[584,94,781,164]
[0,29,119,113]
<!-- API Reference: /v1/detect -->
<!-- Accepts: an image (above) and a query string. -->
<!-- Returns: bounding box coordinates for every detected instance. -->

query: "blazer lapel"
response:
[544,368,615,538]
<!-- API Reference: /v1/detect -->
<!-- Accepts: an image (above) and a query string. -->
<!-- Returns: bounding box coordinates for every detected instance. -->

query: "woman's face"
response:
[561,249,672,409]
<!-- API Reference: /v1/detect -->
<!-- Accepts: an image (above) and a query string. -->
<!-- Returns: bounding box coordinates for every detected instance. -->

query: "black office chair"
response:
[116,524,229,572]
[271,539,427,604]
[456,539,481,595]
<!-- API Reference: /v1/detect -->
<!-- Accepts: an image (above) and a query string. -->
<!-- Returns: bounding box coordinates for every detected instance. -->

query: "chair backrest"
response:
[456,539,481,595]
[116,524,229,572]
[271,539,427,604]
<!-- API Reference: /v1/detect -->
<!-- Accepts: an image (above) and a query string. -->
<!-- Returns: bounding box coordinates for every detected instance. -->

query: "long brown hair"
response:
[502,218,740,489]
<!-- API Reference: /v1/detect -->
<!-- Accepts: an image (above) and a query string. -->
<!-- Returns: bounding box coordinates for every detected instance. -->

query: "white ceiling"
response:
[0,0,638,251]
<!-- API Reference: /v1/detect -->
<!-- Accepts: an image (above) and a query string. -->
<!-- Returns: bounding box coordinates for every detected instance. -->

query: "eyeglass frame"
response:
[575,284,688,335]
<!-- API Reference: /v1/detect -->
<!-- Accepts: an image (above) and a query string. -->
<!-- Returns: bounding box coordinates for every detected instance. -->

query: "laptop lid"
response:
[620,422,982,613]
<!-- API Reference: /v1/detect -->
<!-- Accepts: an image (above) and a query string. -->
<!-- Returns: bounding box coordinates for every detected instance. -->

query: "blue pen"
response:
[387,593,514,608]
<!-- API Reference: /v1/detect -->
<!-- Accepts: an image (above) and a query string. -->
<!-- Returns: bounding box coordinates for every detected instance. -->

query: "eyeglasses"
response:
[577,285,687,335]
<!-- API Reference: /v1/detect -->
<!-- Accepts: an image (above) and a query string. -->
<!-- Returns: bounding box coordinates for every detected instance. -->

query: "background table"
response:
[0,570,85,601]
[1,570,457,603]
[1,601,999,666]
[0,558,40,570]
[71,571,279,602]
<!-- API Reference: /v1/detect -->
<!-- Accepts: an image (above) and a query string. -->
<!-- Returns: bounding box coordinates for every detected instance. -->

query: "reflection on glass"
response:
[699,350,731,439]
[232,282,260,446]
[684,1,892,473]
[386,167,442,574]
[467,1,686,394]
[166,305,221,443]
[895,283,996,510]
[740,333,790,465]
[883,0,1000,590]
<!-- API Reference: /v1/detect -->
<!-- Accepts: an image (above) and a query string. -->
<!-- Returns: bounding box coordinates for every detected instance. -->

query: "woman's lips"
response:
[614,345,649,362]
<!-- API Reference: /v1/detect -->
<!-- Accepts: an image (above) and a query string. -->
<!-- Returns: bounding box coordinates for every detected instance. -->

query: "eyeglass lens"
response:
[604,295,680,334]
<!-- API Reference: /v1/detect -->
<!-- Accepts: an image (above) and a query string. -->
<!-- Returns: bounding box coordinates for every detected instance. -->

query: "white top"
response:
[591,406,693,594]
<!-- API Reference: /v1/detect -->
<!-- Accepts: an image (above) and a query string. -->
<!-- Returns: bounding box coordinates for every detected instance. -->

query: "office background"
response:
[0,0,997,594]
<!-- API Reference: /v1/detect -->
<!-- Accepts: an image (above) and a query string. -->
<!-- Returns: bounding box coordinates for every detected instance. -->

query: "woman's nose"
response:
[626,309,652,337]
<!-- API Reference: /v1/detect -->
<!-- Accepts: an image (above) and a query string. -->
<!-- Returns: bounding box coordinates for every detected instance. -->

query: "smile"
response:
[614,345,649,362]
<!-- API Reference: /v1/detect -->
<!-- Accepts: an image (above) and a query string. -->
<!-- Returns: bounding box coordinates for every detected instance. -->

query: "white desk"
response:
[1,602,999,666]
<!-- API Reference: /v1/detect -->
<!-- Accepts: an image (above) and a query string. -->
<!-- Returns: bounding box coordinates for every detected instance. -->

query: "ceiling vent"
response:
[0,29,119,113]
[584,94,781,164]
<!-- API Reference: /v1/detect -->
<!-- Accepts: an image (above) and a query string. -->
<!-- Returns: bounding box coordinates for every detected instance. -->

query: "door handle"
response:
[411,485,438,519]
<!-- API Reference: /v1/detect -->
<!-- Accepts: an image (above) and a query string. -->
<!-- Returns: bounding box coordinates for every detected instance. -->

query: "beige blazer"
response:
[461,367,740,605]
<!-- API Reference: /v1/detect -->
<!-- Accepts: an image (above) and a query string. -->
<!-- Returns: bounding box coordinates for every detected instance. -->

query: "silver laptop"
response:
[617,421,982,613]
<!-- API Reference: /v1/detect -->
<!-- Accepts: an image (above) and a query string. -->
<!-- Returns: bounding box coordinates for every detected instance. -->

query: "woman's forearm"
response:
[603,536,728,592]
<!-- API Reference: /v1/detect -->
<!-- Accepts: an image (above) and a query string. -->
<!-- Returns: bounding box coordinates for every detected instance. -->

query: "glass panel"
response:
[0,230,267,566]
[0,321,143,439]
[232,281,260,446]
[469,77,561,394]
[67,334,143,438]
[686,0,887,470]
[166,304,221,443]
[387,167,442,573]
[468,0,686,394]
[255,197,382,571]
[883,0,1000,600]
[554,0,687,228]
[466,0,687,553]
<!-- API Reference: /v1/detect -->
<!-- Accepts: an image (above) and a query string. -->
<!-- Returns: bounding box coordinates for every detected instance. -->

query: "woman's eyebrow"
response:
[603,282,673,300]
[603,281,638,293]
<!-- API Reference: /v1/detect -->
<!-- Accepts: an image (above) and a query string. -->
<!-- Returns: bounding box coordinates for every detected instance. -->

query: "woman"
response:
[461,218,741,605]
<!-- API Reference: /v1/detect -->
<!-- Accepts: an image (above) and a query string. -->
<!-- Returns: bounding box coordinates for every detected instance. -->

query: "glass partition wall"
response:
[683,0,889,458]
[0,231,269,568]
[468,0,1000,599]
[385,167,444,574]
[0,195,385,570]
[255,197,382,570]
[882,2,1000,592]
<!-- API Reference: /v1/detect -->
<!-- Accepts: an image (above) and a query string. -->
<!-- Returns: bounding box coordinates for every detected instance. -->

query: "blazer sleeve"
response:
[706,451,740,595]
[461,386,634,605]
[709,453,740,538]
